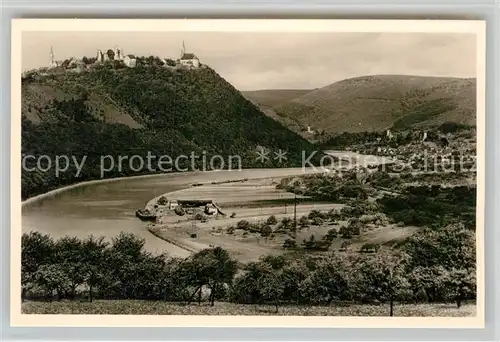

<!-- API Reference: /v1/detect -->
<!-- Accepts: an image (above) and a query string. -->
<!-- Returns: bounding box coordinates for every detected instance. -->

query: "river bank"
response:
[21,168,329,256]
[140,175,344,262]
[22,167,327,209]
[21,153,393,256]
[22,171,184,208]
[22,151,390,209]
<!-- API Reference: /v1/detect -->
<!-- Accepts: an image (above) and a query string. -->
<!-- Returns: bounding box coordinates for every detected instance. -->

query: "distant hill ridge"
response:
[245,75,476,134]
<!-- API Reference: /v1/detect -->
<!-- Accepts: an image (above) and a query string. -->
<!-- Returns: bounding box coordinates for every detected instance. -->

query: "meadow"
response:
[22,300,476,317]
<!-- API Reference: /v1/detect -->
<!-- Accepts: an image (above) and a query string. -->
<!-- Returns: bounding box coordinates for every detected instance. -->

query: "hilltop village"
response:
[25,43,202,76]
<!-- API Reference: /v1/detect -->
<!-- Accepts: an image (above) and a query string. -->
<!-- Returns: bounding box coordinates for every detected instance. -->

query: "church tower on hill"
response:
[48,46,59,68]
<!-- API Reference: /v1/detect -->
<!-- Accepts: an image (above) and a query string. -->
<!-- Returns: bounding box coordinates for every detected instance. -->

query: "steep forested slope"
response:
[21,63,318,199]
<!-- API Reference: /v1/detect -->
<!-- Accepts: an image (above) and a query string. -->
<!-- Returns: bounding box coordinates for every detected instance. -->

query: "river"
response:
[22,168,324,257]
[22,153,391,257]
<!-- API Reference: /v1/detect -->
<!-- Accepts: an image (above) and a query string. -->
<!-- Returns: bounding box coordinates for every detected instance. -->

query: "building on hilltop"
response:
[114,47,123,61]
[91,43,199,69]
[178,41,200,68]
[96,49,105,63]
[66,57,87,73]
[48,46,61,69]
[123,54,137,68]
[68,58,85,68]
[95,47,136,67]
[179,52,200,68]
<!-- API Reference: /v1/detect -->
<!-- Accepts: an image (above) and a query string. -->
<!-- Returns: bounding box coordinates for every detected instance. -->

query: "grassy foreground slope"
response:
[21,62,318,199]
[22,300,476,316]
[273,75,476,133]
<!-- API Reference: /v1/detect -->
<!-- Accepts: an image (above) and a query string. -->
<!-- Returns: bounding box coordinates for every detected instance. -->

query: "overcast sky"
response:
[22,31,476,91]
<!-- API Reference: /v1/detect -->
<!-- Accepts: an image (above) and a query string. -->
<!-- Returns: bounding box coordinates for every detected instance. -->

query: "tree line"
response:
[22,221,475,315]
[277,171,476,230]
[377,184,476,229]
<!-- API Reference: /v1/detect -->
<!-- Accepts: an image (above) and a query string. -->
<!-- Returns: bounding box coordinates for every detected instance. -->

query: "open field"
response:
[22,300,476,317]
[146,174,420,263]
[145,178,306,211]
[149,217,418,264]
[147,180,344,262]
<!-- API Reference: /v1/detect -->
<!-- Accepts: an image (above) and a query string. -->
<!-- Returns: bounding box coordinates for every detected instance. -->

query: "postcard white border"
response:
[10,18,486,328]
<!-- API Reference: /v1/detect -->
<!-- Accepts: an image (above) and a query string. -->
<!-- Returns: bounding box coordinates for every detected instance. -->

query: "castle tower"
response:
[96,49,104,63]
[114,46,122,61]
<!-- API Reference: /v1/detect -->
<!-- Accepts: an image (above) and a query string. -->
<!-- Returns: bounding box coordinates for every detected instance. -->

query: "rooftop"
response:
[180,53,197,60]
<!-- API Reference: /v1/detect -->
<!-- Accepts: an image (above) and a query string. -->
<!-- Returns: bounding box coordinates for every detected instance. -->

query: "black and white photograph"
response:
[11,19,485,327]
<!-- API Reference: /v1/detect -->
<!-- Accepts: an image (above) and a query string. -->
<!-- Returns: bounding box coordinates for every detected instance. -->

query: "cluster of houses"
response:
[153,199,222,217]
[342,127,477,174]
[45,42,201,73]
[374,136,476,173]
